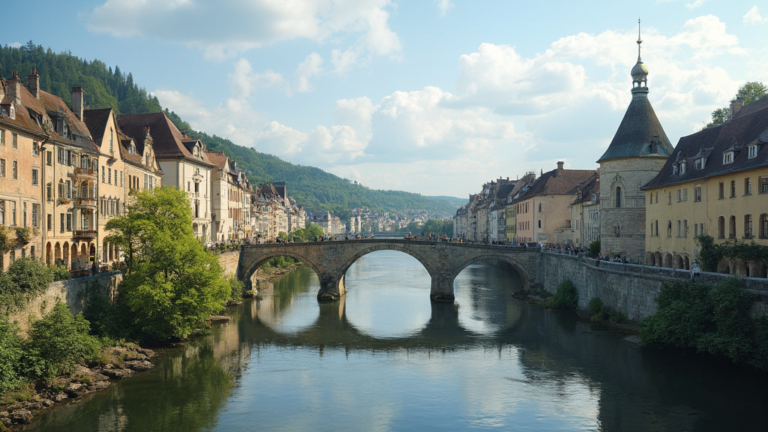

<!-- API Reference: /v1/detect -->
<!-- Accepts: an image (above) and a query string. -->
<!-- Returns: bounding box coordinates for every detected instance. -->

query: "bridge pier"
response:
[317,273,346,302]
[430,275,455,303]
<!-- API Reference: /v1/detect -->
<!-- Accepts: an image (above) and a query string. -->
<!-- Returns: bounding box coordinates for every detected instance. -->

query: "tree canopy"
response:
[105,187,229,342]
[706,81,767,128]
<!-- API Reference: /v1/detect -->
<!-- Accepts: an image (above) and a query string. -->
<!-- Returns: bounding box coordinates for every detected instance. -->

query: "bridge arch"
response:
[449,254,531,291]
[240,250,323,288]
[336,243,439,280]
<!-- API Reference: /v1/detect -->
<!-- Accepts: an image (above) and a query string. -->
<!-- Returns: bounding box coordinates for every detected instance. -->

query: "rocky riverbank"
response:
[0,345,155,429]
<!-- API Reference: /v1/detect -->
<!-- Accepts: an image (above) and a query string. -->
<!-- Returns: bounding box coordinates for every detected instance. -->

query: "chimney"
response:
[557,161,564,170]
[730,97,743,120]
[181,129,187,138]
[71,86,84,120]
[28,68,40,100]
[8,71,21,105]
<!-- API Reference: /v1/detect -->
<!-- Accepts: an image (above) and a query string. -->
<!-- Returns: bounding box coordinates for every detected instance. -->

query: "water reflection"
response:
[25,251,768,432]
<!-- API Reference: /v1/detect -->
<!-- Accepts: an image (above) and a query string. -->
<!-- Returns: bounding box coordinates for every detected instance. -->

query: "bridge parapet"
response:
[238,240,539,302]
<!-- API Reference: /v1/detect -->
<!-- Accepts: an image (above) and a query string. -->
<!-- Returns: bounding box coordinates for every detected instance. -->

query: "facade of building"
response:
[643,96,768,276]
[569,174,600,248]
[513,162,596,245]
[597,28,673,263]
[118,113,214,242]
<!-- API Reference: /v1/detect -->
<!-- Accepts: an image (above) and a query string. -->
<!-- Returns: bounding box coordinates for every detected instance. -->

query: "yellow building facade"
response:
[643,96,768,277]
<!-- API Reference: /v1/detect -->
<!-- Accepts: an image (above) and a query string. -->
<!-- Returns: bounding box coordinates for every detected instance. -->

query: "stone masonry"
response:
[238,240,539,302]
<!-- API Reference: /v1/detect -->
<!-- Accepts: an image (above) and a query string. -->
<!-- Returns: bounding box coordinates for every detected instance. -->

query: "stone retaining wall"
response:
[539,252,768,321]
[218,252,240,276]
[8,271,123,336]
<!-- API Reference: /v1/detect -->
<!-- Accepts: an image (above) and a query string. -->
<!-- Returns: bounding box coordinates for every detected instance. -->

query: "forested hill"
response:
[0,42,464,218]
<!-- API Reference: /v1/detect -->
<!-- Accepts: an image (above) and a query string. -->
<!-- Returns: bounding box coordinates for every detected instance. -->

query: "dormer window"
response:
[63,122,69,138]
[8,105,15,120]
[672,165,678,175]
[723,151,734,164]
[129,144,136,155]
[694,158,706,170]
[748,145,759,159]
[680,160,686,174]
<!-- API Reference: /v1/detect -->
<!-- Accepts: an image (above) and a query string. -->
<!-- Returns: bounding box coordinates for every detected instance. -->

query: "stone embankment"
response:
[538,252,768,321]
[0,345,155,429]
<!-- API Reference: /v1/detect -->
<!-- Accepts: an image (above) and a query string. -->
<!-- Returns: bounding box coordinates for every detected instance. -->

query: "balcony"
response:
[74,167,97,180]
[73,229,97,239]
[74,197,97,209]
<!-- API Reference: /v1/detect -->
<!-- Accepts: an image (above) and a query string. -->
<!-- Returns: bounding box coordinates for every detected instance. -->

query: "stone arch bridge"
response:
[237,240,540,302]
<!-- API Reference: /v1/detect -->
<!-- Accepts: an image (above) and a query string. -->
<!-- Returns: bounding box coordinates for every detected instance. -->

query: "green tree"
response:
[0,318,23,393]
[0,257,54,313]
[105,187,229,342]
[706,81,766,128]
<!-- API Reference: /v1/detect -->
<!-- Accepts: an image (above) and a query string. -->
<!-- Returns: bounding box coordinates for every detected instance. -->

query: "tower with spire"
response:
[597,19,674,263]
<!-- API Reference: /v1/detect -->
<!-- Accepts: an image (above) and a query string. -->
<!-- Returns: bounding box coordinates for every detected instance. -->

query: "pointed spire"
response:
[637,18,642,62]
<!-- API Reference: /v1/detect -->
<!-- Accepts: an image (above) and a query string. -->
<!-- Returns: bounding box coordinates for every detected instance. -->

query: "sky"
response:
[4,0,768,198]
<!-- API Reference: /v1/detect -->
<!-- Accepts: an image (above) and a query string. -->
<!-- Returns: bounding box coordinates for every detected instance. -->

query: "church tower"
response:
[598,20,674,262]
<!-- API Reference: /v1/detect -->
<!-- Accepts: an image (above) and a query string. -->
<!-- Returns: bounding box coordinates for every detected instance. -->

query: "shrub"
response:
[589,297,605,322]
[588,240,601,257]
[0,319,23,394]
[544,280,578,309]
[24,304,101,380]
[52,265,71,281]
[641,277,767,369]
[0,381,35,405]
[228,276,244,301]
[0,258,54,313]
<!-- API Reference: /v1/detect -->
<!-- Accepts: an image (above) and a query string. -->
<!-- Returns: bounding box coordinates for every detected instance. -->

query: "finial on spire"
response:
[637,18,642,62]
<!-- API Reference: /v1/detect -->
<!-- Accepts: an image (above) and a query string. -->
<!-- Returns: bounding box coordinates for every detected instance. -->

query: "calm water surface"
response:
[25,251,768,431]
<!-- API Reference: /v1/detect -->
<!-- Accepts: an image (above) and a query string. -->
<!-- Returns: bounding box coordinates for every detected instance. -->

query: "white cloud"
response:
[295,53,323,92]
[155,15,757,196]
[7,42,22,48]
[436,0,453,16]
[744,6,768,25]
[228,58,287,97]
[87,0,401,60]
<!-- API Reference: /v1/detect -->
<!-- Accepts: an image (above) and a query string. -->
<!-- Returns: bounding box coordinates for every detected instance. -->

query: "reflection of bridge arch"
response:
[238,240,539,303]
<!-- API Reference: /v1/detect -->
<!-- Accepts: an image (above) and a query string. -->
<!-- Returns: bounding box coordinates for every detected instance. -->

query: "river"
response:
[25,251,768,431]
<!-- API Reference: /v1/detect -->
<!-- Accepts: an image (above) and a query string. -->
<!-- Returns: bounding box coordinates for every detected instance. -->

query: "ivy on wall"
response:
[696,235,768,273]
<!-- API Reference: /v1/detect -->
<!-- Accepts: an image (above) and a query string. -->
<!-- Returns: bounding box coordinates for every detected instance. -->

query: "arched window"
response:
[615,187,622,208]
[718,216,725,239]
[761,214,768,239]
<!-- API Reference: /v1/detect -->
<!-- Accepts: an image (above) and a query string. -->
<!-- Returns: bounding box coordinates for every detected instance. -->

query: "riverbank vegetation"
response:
[0,258,54,315]
[85,187,230,344]
[588,297,628,324]
[542,280,578,309]
[640,277,768,370]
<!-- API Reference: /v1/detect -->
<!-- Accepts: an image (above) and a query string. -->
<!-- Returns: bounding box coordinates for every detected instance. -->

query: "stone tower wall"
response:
[599,157,668,263]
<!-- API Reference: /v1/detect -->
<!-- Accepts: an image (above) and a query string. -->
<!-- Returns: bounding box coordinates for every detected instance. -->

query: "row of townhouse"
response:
[454,25,768,278]
[252,182,306,241]
[0,69,306,272]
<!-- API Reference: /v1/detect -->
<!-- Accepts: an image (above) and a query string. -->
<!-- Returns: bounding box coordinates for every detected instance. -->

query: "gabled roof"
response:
[516,168,596,201]
[83,108,113,148]
[117,112,213,167]
[643,97,768,190]
[598,95,673,162]
[572,173,600,205]
[205,151,229,169]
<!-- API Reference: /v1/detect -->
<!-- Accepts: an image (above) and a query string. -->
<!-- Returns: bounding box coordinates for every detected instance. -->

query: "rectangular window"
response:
[723,152,734,164]
[65,180,72,198]
[23,203,27,228]
[11,201,16,226]
[731,181,736,197]
[695,223,699,237]
[0,159,4,177]
[719,182,724,199]
[12,160,17,179]
[108,168,112,185]
[66,213,72,232]
[695,186,702,202]
[32,169,38,186]
[32,142,39,156]
[0,129,4,145]
[102,169,106,183]
[46,151,52,166]
[761,177,768,194]
[47,214,52,231]
[60,213,64,233]
[12,133,17,149]
[120,171,123,187]
[32,204,39,227]
[745,178,752,195]
[684,220,688,237]
[677,220,681,237]
[749,145,758,159]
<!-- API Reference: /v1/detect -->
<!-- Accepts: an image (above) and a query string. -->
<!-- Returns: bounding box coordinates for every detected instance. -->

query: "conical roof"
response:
[597,95,673,162]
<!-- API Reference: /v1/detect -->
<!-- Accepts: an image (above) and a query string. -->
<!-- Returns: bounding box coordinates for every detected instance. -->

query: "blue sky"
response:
[5,0,768,197]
